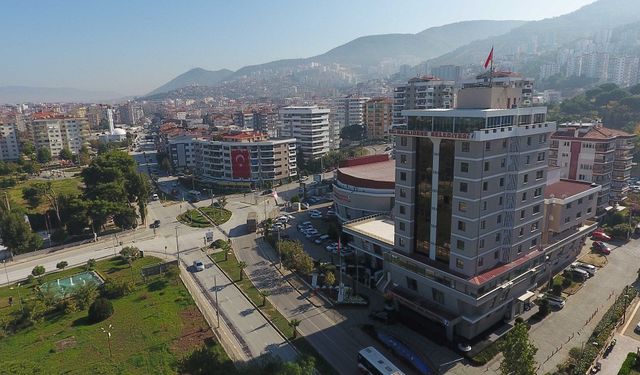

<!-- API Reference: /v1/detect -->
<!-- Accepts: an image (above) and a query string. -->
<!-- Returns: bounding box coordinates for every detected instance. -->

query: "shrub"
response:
[562,277,572,288]
[88,298,113,323]
[551,284,563,296]
[31,265,45,277]
[50,228,67,244]
[86,258,97,271]
[102,279,135,299]
[618,352,638,375]
[71,283,98,310]
[26,275,36,285]
[537,299,551,318]
[56,261,68,270]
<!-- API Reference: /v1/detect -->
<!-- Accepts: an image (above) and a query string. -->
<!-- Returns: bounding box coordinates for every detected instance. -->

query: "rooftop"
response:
[343,215,395,246]
[554,123,633,140]
[545,179,599,200]
[337,155,395,189]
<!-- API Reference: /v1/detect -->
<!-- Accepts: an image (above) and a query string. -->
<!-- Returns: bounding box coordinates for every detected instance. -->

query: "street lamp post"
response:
[213,275,220,328]
[2,260,9,285]
[101,324,113,358]
[175,226,180,264]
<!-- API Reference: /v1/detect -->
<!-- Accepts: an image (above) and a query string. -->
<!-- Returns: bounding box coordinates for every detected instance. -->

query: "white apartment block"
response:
[29,114,90,156]
[333,95,370,129]
[279,106,330,160]
[392,76,455,128]
[0,123,20,161]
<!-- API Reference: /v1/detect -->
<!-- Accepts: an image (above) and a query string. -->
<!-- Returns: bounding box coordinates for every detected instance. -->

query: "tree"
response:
[78,145,91,165]
[56,261,68,270]
[88,297,114,323]
[86,258,97,271]
[289,319,301,339]
[71,283,98,310]
[325,271,336,288]
[238,261,247,281]
[119,246,140,266]
[21,141,35,157]
[31,181,63,224]
[59,147,73,161]
[31,265,45,277]
[260,290,271,306]
[551,283,562,296]
[0,211,43,255]
[113,205,138,229]
[51,228,67,244]
[296,252,314,276]
[36,147,52,164]
[499,321,537,375]
[217,195,228,209]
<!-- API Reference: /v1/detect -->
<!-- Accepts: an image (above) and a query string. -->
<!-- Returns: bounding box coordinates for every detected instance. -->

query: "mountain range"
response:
[0,86,125,104]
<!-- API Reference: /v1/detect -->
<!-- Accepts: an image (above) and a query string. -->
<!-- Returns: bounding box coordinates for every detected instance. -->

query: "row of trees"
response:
[278,240,314,276]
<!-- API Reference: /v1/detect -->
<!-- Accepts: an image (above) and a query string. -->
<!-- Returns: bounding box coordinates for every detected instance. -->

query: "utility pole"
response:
[2,260,9,285]
[175,226,180,264]
[214,275,220,328]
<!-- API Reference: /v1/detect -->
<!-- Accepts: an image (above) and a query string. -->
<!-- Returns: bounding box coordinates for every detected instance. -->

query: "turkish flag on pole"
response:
[231,149,251,178]
[484,46,494,69]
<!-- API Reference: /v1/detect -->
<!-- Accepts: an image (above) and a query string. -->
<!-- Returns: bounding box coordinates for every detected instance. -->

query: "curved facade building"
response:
[333,155,395,222]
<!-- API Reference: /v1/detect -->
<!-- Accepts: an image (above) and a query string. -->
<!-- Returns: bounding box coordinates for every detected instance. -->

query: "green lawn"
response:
[0,256,230,374]
[210,250,337,375]
[177,207,231,228]
[4,177,83,214]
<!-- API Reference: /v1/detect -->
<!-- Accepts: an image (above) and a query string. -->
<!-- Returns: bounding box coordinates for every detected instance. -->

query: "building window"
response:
[399,189,406,198]
[531,238,538,248]
[536,170,543,180]
[458,221,466,231]
[577,198,583,204]
[523,174,528,184]
[499,196,503,205]
[517,245,522,253]
[576,211,582,218]
[480,220,486,230]
[399,205,405,214]
[494,251,499,259]
[531,222,539,232]
[564,216,570,223]
[479,239,485,249]
[588,194,593,200]
[537,152,545,162]
[485,142,491,151]
[478,257,484,266]
[566,202,572,209]
[502,140,507,149]
[521,192,527,202]
[520,210,525,219]
[461,142,470,152]
[400,137,407,146]
[398,237,405,246]
[400,172,406,181]
[460,182,468,192]
[495,233,501,243]
[457,240,465,250]
[460,162,469,172]
[456,258,464,269]
[499,178,504,187]
[407,277,417,291]
[497,215,502,224]
[458,202,467,212]
[400,154,407,164]
[587,207,592,214]
[501,158,506,168]
[533,205,541,214]
[484,162,490,171]
[483,201,487,211]
[399,222,406,231]
[526,155,530,164]
[519,227,524,237]
[533,187,542,197]
[432,289,444,304]
[483,182,488,191]
[527,137,532,146]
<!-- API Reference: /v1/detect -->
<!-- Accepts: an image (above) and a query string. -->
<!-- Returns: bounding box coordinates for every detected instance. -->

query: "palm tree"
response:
[289,319,301,339]
[260,290,271,306]
[238,261,247,281]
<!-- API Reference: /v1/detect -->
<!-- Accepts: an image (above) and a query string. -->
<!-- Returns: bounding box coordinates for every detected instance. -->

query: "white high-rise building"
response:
[279,106,330,160]
[0,123,20,161]
[333,95,370,130]
[392,76,455,128]
[29,113,89,156]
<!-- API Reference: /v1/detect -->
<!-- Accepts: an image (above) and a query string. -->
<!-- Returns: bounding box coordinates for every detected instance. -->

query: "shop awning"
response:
[517,291,535,302]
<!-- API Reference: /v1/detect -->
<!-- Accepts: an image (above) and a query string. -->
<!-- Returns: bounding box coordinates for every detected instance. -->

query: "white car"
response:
[309,209,321,215]
[310,213,322,219]
[326,243,338,252]
[284,214,295,220]
[193,260,205,272]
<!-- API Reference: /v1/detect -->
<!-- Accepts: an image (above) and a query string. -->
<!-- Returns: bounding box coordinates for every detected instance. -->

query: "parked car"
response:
[571,262,597,276]
[308,209,321,215]
[149,219,161,228]
[151,193,159,201]
[326,210,336,217]
[544,294,566,309]
[635,322,640,333]
[326,243,338,252]
[314,234,330,244]
[593,241,612,255]
[592,230,612,242]
[193,260,205,272]
[310,212,322,219]
[457,342,472,353]
[567,268,589,282]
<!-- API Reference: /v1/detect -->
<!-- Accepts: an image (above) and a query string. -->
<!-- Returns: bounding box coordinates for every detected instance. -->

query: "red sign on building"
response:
[231,149,251,179]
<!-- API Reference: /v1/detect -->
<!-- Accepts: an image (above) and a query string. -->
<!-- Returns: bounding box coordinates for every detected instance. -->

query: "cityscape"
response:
[3,1,640,374]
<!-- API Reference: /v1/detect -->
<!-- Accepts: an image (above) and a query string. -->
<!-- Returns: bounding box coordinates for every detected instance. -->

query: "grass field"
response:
[0,256,229,374]
[177,207,231,228]
[4,177,83,214]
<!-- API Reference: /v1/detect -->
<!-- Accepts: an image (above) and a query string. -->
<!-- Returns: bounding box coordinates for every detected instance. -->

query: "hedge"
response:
[618,352,638,375]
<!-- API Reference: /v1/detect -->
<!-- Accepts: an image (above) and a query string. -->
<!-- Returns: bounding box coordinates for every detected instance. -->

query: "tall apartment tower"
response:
[388,84,556,340]
[392,76,455,128]
[364,98,393,140]
[29,113,90,156]
[278,106,330,160]
[333,95,370,130]
[0,123,20,161]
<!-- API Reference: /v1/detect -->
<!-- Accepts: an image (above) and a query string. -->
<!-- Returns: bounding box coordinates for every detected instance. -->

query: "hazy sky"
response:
[0,0,595,95]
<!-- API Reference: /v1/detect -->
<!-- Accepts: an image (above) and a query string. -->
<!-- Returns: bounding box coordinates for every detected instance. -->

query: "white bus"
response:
[357,347,405,375]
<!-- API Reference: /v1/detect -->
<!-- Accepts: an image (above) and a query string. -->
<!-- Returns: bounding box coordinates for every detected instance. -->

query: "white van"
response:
[314,234,329,244]
[151,193,159,201]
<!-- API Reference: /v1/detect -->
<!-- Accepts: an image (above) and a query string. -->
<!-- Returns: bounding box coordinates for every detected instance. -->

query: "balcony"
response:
[613,161,632,171]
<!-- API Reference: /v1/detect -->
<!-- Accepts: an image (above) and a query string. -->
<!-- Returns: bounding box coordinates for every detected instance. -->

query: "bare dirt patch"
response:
[55,336,77,351]
[579,252,608,267]
[170,305,214,354]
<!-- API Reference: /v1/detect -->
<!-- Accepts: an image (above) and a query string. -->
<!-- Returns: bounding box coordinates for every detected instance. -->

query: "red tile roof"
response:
[545,179,597,199]
[553,124,633,140]
[470,249,543,286]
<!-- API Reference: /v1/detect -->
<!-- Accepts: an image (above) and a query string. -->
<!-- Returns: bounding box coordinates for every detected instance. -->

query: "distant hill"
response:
[428,0,640,67]
[0,86,124,104]
[147,68,234,96]
[149,20,525,96]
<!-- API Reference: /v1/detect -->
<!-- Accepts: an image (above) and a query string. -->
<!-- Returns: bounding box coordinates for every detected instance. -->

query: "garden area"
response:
[0,255,230,374]
[177,207,231,228]
[5,177,82,214]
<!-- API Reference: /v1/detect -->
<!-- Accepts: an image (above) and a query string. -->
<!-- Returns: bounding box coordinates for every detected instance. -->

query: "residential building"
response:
[364,98,393,140]
[548,122,634,214]
[333,155,395,222]
[234,111,254,129]
[252,109,278,137]
[28,113,90,156]
[392,76,455,128]
[0,123,20,161]
[462,71,535,107]
[195,131,297,188]
[333,95,370,130]
[119,101,144,125]
[278,106,330,160]
[539,63,561,80]
[168,136,198,170]
[431,65,462,82]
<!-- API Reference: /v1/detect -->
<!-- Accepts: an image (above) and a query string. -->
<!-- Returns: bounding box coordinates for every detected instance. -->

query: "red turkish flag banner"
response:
[231,149,251,178]
[484,46,494,69]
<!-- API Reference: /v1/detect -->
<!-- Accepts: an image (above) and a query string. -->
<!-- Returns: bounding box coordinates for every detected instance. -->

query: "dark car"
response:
[592,241,611,255]
[150,219,161,229]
